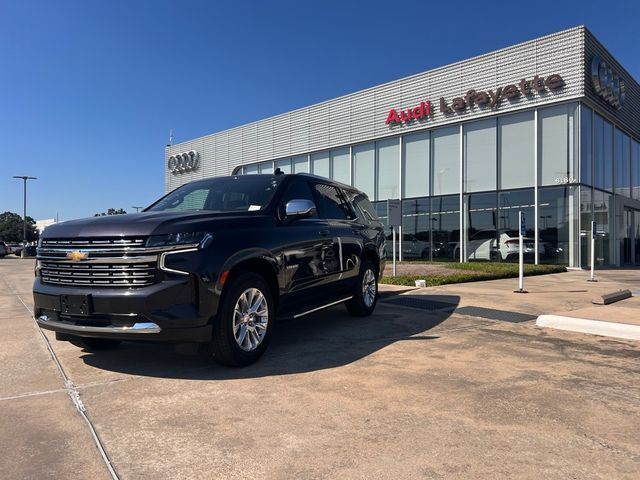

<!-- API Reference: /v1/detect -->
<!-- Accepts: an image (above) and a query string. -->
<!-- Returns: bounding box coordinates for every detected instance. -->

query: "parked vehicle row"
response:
[385,230,559,262]
[0,242,34,257]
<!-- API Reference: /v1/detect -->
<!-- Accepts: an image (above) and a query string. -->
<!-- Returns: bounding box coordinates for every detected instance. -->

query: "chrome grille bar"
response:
[38,237,159,288]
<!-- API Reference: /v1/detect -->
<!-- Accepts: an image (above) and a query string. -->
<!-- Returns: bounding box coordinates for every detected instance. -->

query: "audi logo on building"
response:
[591,55,625,109]
[167,150,199,174]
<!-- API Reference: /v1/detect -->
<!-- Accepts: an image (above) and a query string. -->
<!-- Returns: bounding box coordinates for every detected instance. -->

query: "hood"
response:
[42,211,273,238]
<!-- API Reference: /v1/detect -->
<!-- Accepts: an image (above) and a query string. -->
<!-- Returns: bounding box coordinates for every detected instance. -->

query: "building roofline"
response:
[168,26,587,151]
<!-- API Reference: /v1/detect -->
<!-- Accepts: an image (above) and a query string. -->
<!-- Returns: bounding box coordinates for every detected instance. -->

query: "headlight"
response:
[146,232,210,248]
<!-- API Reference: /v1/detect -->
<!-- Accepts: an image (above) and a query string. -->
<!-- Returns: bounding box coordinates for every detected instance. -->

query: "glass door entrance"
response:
[635,211,640,265]
[620,207,640,266]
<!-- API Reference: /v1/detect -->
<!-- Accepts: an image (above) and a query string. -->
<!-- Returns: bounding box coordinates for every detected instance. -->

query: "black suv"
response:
[33,173,385,366]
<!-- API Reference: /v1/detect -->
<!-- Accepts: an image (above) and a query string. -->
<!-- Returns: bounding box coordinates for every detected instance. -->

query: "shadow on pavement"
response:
[80,295,459,380]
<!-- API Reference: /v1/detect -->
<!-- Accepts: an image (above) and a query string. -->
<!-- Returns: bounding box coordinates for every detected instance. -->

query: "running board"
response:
[293,296,353,318]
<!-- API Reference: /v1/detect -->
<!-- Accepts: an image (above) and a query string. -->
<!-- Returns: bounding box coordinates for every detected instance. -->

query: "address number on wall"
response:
[554,177,577,184]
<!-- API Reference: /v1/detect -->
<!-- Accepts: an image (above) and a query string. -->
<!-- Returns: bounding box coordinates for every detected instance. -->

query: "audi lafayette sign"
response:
[168,150,199,174]
[385,73,565,125]
[591,55,625,109]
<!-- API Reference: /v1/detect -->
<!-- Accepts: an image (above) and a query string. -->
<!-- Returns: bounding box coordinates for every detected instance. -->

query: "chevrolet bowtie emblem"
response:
[67,250,89,261]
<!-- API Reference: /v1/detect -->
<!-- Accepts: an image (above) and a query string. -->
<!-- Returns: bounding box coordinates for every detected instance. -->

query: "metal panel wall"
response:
[165,26,628,192]
[583,28,640,139]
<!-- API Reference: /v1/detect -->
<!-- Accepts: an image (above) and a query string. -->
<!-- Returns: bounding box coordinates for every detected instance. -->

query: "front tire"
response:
[346,259,378,317]
[209,272,274,367]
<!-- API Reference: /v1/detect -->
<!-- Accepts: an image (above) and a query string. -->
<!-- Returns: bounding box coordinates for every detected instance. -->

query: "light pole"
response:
[132,206,144,213]
[12,176,37,258]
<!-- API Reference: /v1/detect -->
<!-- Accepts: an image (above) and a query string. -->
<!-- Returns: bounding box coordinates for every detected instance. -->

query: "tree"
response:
[0,211,39,243]
[94,208,127,216]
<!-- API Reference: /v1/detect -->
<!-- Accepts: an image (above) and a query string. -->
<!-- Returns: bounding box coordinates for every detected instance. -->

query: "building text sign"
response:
[386,73,565,125]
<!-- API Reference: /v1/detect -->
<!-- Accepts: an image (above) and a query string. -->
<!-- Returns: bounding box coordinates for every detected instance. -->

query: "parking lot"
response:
[1,257,639,479]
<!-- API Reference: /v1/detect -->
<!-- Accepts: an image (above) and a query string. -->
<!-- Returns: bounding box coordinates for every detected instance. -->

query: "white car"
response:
[453,230,544,261]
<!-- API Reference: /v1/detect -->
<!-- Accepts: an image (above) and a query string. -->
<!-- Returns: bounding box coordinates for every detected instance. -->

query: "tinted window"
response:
[313,184,354,220]
[353,194,378,222]
[280,180,318,219]
[147,175,281,212]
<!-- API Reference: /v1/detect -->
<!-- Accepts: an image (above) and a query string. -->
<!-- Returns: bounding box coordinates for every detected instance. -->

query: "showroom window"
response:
[275,158,291,174]
[538,186,578,266]
[245,164,259,175]
[292,155,309,174]
[580,105,592,186]
[580,186,593,267]
[353,143,375,199]
[331,147,350,185]
[402,197,430,259]
[539,104,577,186]
[614,128,631,197]
[403,131,429,198]
[432,126,460,196]
[311,151,330,178]
[594,114,613,191]
[377,138,400,201]
[259,161,274,174]
[498,189,535,263]
[593,189,612,265]
[499,111,535,190]
[431,195,460,262]
[633,141,640,200]
[464,192,497,262]
[464,118,497,192]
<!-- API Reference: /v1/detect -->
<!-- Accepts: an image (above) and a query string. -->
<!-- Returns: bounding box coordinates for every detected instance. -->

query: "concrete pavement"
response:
[1,257,639,479]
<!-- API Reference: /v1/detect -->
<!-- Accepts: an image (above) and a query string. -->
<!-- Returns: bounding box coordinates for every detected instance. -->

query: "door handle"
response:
[318,229,330,236]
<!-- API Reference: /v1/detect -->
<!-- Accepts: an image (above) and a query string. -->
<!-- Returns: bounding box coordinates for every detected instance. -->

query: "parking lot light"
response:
[12,176,37,258]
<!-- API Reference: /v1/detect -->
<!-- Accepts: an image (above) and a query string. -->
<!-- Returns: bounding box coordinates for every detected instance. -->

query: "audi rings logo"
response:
[591,55,625,110]
[168,150,199,174]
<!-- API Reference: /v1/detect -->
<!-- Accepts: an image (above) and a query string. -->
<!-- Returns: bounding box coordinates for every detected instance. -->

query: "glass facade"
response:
[238,101,640,267]
[432,126,460,196]
[464,119,496,193]
[499,111,534,190]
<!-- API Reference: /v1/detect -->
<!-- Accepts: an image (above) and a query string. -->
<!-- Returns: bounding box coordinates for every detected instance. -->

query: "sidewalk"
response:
[380,268,639,340]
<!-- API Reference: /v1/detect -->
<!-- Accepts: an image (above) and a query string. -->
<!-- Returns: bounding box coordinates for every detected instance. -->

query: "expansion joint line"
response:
[2,276,120,480]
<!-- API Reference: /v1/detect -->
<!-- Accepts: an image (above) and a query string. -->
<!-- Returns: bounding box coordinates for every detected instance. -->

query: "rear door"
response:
[310,182,363,287]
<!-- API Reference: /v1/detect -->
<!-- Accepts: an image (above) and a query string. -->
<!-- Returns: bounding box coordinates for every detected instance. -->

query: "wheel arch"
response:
[218,256,280,316]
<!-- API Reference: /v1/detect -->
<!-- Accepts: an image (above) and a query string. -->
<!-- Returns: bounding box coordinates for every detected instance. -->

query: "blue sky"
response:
[1,0,639,221]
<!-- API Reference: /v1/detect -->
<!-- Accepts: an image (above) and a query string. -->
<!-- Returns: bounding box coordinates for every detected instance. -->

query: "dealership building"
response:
[165,26,640,268]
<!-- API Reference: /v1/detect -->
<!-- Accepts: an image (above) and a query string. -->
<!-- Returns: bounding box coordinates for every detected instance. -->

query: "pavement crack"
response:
[0,388,67,402]
[0,274,120,480]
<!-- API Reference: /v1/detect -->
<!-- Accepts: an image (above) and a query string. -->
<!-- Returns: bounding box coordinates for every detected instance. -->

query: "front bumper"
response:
[32,277,212,343]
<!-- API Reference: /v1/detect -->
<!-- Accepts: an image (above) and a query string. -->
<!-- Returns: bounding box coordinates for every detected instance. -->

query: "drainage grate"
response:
[454,306,536,323]
[382,297,457,312]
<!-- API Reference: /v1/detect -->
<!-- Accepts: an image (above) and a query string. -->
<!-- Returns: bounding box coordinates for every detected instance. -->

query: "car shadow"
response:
[80,294,460,380]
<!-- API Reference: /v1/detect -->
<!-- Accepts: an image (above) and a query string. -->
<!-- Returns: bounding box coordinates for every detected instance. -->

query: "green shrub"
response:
[380,263,566,287]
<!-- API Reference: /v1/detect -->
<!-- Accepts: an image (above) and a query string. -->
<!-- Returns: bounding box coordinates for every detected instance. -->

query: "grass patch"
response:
[380,262,566,287]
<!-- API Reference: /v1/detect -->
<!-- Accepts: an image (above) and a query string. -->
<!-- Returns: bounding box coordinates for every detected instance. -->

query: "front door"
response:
[620,207,640,266]
[635,211,640,265]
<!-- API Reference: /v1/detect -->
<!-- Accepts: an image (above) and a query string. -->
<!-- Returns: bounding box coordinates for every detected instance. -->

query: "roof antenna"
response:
[274,167,284,175]
[166,128,173,147]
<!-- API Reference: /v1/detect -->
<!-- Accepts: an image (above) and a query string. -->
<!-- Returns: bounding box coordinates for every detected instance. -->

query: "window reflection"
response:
[498,189,535,263]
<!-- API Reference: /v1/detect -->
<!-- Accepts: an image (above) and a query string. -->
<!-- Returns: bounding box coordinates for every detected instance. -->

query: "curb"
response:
[536,314,640,341]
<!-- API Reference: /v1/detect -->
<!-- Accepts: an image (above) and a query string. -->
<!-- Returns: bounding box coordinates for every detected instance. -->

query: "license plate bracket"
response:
[60,295,93,316]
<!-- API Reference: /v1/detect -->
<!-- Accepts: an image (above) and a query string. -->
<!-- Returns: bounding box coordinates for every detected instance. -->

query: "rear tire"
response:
[69,337,122,350]
[208,272,274,367]
[346,259,378,317]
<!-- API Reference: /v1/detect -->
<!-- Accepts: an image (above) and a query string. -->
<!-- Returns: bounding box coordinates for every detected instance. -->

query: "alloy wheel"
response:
[362,269,377,308]
[232,288,269,352]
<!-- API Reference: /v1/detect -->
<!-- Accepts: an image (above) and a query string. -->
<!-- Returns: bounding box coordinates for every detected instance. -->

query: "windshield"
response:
[146,175,282,213]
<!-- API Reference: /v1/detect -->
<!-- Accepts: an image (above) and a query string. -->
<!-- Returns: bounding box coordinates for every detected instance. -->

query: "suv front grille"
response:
[38,237,158,288]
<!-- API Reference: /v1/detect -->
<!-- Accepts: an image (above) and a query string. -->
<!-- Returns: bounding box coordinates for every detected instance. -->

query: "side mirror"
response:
[285,199,316,223]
